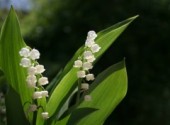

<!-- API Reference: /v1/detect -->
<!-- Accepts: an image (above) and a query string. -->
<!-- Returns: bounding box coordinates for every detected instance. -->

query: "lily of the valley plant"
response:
[0,7,137,125]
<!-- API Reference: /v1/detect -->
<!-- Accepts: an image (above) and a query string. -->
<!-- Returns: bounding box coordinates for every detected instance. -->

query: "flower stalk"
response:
[74,30,101,104]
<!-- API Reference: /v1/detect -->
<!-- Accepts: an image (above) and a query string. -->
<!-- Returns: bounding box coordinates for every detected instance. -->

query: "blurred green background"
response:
[0,0,170,125]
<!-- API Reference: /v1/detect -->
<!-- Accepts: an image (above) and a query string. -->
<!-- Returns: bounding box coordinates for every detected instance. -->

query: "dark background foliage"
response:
[1,0,170,125]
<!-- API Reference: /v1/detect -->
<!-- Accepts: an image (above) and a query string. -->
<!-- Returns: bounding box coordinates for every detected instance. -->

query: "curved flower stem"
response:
[76,79,82,105]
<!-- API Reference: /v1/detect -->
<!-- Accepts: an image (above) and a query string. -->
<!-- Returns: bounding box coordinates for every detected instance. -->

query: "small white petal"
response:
[38,77,49,86]
[81,83,89,90]
[28,66,37,75]
[77,70,86,78]
[87,30,97,40]
[28,104,37,112]
[19,47,30,57]
[20,58,31,67]
[41,112,49,119]
[86,56,96,63]
[83,62,93,70]
[91,44,101,53]
[26,75,37,88]
[35,65,45,74]
[85,39,95,47]
[84,95,92,101]
[86,74,95,81]
[73,60,82,68]
[84,51,93,60]
[29,49,40,60]
[33,91,42,99]
[41,90,49,97]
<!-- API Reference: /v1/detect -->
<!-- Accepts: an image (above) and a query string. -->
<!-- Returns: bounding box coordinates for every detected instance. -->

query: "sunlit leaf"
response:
[76,60,127,125]
[54,60,127,125]
[0,6,33,122]
[46,15,137,119]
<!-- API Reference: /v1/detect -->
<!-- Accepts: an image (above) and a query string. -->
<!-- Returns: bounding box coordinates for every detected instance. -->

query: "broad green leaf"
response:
[61,15,138,77]
[47,15,137,119]
[54,108,97,125]
[76,60,127,125]
[0,7,33,121]
[54,60,127,125]
[67,108,98,125]
[5,86,30,125]
[55,115,70,125]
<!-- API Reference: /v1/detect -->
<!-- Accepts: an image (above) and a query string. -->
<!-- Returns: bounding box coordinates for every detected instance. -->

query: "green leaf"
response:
[0,6,33,121]
[54,108,97,125]
[5,86,30,125]
[76,60,127,125]
[67,108,98,125]
[61,15,138,77]
[46,15,137,119]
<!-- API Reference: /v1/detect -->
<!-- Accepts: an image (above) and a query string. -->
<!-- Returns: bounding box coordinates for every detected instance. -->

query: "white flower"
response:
[19,47,30,57]
[28,104,37,112]
[84,95,92,101]
[91,44,101,53]
[86,74,95,81]
[73,60,82,68]
[26,75,37,88]
[20,58,31,67]
[38,77,49,86]
[28,66,37,75]
[33,91,42,99]
[41,112,49,119]
[84,51,93,60]
[77,70,86,78]
[29,49,40,60]
[81,83,89,90]
[35,65,45,74]
[83,62,93,70]
[41,91,49,97]
[85,39,95,47]
[87,30,97,40]
[86,56,95,63]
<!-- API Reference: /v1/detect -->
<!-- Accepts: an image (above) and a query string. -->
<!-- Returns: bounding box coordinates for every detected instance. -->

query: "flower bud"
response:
[41,112,49,119]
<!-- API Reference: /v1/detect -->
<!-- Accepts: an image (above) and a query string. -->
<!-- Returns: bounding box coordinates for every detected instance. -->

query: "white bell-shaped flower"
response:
[85,38,95,47]
[83,62,93,70]
[81,83,89,90]
[86,74,95,81]
[26,75,37,88]
[38,77,49,86]
[74,60,82,68]
[20,58,31,67]
[91,44,101,53]
[28,104,37,112]
[41,90,49,97]
[33,91,42,99]
[77,70,86,78]
[86,56,95,63]
[41,112,49,119]
[29,49,40,60]
[35,65,45,74]
[28,66,37,75]
[84,51,93,60]
[87,30,97,40]
[19,47,30,57]
[84,95,92,101]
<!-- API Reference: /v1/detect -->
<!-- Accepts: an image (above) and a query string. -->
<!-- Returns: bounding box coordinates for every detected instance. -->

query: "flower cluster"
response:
[19,47,49,119]
[74,31,101,101]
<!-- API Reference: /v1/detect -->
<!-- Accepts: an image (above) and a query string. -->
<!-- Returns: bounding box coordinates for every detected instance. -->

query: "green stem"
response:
[76,79,81,105]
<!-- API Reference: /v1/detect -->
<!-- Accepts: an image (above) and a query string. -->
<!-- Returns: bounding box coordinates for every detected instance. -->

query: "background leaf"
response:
[76,60,127,125]
[67,108,98,125]
[0,6,33,122]
[46,15,137,121]
[54,60,127,125]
